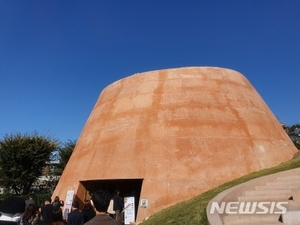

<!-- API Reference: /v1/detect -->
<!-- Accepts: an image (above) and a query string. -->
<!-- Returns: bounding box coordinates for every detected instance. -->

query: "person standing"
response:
[82,200,96,223]
[20,204,40,225]
[113,190,123,224]
[84,190,120,225]
[25,194,36,209]
[50,207,65,225]
[67,201,84,225]
[41,198,54,225]
[52,196,64,209]
[107,197,115,219]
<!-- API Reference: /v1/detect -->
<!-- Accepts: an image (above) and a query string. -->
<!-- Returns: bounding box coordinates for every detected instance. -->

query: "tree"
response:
[57,140,76,173]
[0,132,58,195]
[286,123,300,150]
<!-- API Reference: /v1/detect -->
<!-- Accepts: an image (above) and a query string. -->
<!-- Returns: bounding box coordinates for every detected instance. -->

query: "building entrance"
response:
[80,178,143,220]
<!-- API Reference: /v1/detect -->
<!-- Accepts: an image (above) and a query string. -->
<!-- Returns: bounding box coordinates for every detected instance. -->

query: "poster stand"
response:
[124,196,135,225]
[63,187,75,221]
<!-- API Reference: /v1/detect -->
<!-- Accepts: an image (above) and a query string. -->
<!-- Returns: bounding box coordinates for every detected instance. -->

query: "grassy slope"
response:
[140,156,300,225]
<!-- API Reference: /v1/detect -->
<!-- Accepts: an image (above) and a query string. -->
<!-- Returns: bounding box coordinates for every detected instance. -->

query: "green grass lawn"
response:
[140,155,300,225]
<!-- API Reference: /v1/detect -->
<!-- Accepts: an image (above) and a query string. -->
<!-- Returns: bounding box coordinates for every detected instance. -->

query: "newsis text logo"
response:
[209,201,288,215]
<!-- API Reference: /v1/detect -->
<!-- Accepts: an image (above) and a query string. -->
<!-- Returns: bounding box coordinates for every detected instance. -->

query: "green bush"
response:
[35,192,52,207]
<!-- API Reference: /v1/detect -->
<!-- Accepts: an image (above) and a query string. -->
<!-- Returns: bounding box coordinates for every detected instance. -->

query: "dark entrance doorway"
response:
[80,179,143,220]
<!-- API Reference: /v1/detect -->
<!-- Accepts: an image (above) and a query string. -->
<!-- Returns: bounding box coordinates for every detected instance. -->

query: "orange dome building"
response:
[52,67,297,223]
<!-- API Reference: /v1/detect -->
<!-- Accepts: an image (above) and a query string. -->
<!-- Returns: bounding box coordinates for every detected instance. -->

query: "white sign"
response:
[124,196,135,225]
[63,188,75,220]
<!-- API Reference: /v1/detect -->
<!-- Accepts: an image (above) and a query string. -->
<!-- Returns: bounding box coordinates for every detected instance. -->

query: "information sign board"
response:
[124,196,135,225]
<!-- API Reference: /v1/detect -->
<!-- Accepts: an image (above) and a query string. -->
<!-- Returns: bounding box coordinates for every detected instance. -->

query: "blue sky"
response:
[1,1,299,143]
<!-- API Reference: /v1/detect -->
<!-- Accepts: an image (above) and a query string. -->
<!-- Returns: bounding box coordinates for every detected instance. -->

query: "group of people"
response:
[22,195,66,225]
[19,189,125,225]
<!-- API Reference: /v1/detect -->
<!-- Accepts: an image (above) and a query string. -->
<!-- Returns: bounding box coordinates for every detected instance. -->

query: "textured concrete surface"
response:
[52,67,297,222]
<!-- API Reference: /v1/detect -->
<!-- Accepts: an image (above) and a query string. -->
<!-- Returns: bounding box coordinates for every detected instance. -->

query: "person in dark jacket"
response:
[52,196,64,209]
[82,200,96,223]
[113,189,123,224]
[67,201,84,225]
[25,194,36,209]
[41,198,54,225]
[84,190,120,225]
[50,207,65,225]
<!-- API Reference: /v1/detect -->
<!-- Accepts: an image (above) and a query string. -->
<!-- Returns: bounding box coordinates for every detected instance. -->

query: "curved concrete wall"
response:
[53,67,297,222]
